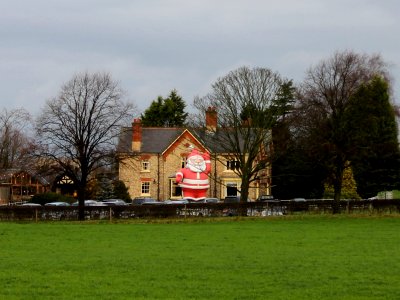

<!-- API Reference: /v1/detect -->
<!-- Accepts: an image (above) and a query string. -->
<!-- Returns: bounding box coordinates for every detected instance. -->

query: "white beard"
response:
[187,156,206,172]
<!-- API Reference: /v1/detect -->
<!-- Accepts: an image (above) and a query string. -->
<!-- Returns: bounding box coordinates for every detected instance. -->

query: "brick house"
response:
[117,108,271,201]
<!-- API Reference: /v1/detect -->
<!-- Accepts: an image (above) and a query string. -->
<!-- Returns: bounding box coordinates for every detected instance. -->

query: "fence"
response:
[0,199,399,221]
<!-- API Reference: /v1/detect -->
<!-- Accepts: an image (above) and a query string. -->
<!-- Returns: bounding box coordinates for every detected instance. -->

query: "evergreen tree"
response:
[272,79,296,120]
[163,90,188,127]
[141,90,188,127]
[271,79,326,199]
[95,175,114,200]
[240,80,295,129]
[324,165,361,199]
[112,180,131,201]
[347,76,400,198]
[141,96,164,127]
[272,125,326,199]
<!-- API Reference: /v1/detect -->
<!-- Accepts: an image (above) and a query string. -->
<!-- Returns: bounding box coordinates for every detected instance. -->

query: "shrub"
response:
[29,192,75,205]
[113,180,131,202]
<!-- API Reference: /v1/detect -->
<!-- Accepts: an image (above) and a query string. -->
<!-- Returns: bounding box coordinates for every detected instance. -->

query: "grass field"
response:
[0,216,399,299]
[377,190,400,199]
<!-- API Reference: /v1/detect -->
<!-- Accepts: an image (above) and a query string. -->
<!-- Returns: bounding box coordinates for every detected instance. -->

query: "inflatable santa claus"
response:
[175,148,211,201]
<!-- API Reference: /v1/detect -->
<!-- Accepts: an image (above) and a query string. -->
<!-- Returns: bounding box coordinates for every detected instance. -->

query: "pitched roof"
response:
[117,125,268,155]
[0,168,50,186]
[117,127,185,153]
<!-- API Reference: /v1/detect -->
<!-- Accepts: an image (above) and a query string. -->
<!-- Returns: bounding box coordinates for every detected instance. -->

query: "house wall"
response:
[119,147,266,201]
[120,136,202,201]
[119,154,160,199]
[0,187,10,204]
[213,155,262,201]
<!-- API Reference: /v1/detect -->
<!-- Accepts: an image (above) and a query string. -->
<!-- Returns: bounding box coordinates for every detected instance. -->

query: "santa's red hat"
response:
[188,149,201,158]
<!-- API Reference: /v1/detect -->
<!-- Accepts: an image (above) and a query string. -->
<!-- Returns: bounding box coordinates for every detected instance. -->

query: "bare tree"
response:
[35,72,136,220]
[297,50,389,212]
[194,66,288,205]
[0,108,33,170]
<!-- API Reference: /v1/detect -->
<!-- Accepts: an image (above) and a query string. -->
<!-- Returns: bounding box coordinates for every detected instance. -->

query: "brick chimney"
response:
[132,118,142,152]
[205,106,217,132]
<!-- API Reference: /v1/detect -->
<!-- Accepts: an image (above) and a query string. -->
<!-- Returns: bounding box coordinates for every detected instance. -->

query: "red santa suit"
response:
[175,149,211,201]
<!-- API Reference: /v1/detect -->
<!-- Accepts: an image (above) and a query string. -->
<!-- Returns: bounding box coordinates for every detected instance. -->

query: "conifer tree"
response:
[112,180,131,201]
[141,96,164,127]
[141,90,188,127]
[347,76,400,198]
[324,165,360,199]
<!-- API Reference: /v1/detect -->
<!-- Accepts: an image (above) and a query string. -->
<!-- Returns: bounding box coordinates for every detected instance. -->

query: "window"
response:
[141,182,150,195]
[142,160,150,171]
[226,183,238,196]
[170,180,182,198]
[227,160,240,171]
[57,175,73,184]
[181,157,187,168]
[222,181,241,198]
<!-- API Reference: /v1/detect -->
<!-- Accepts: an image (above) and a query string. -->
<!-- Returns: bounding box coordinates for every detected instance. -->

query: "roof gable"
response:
[162,129,208,158]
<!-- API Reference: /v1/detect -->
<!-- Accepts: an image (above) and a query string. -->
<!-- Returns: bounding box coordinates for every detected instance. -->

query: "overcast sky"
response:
[1,0,399,117]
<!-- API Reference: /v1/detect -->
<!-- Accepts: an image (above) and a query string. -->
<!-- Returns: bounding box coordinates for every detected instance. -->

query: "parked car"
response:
[204,198,220,203]
[71,200,106,206]
[293,198,306,202]
[256,195,278,202]
[224,196,240,203]
[101,199,128,206]
[165,199,189,204]
[132,197,159,205]
[20,203,42,207]
[184,198,219,204]
[224,196,252,203]
[45,202,70,206]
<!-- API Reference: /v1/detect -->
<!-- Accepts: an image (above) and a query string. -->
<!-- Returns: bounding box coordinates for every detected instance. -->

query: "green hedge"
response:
[29,192,75,205]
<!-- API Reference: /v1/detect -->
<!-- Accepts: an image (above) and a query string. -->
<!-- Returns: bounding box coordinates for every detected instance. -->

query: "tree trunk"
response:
[239,178,250,216]
[77,185,86,221]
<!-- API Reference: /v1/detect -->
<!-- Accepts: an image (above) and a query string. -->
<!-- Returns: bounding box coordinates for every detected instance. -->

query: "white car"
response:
[45,202,70,206]
[101,199,128,206]
[204,198,220,203]
[72,200,106,206]
[166,199,189,204]
[21,203,42,207]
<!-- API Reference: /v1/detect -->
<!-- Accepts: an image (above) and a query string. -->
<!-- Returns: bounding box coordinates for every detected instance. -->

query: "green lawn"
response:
[0,216,399,299]
[377,190,400,199]
[392,190,400,198]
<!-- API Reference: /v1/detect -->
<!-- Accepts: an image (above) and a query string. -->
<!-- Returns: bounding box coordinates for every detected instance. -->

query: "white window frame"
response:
[141,160,150,171]
[141,181,150,195]
[223,180,241,198]
[169,179,182,199]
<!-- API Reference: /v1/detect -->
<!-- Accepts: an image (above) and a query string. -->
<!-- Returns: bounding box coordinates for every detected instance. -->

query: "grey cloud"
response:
[1,0,399,116]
